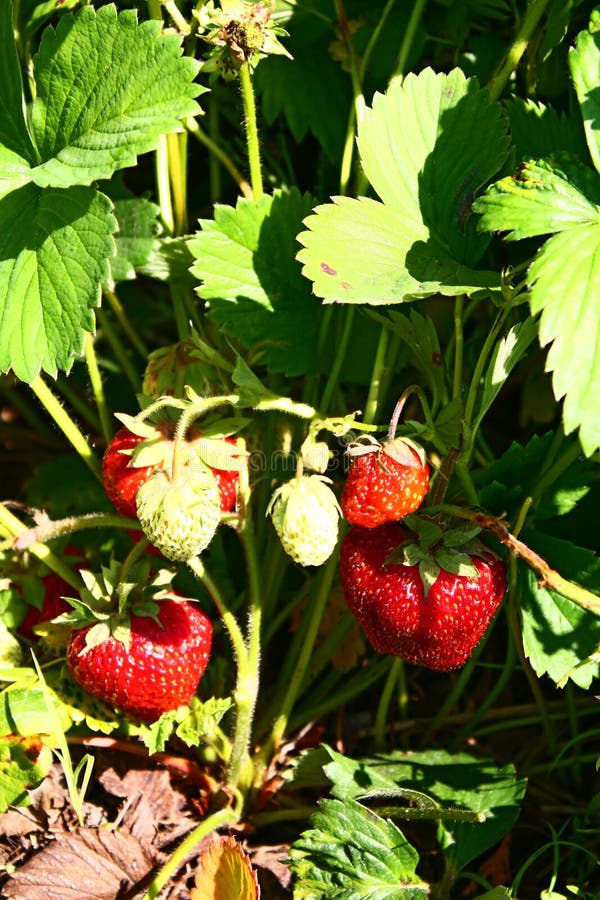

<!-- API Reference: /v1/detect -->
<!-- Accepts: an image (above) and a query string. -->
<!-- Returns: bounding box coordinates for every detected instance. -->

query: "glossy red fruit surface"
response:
[341,444,429,528]
[18,571,73,640]
[212,436,239,513]
[102,427,156,519]
[66,599,212,722]
[340,523,506,671]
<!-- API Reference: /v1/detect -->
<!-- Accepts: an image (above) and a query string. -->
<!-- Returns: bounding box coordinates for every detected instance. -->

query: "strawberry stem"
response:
[387,384,436,444]
[171,393,238,479]
[0,503,83,591]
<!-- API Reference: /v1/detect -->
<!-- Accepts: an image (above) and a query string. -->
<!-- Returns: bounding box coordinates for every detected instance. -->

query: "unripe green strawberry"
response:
[136,465,222,561]
[267,475,341,567]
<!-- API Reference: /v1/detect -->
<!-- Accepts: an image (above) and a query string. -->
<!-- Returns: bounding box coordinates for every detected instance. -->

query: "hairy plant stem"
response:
[11,512,140,549]
[239,62,263,200]
[84,333,111,445]
[261,549,339,766]
[186,115,252,198]
[28,375,102,481]
[364,326,390,425]
[487,0,552,102]
[452,294,464,401]
[155,134,175,234]
[96,309,142,394]
[142,805,240,900]
[56,377,102,435]
[0,503,82,590]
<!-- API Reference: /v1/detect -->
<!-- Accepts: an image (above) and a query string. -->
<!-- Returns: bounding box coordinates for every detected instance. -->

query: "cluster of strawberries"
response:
[19,416,506,724]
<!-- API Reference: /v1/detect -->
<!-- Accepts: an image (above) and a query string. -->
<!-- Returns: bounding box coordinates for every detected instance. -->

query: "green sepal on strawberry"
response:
[341,435,430,528]
[340,520,506,671]
[61,560,213,722]
[267,474,342,567]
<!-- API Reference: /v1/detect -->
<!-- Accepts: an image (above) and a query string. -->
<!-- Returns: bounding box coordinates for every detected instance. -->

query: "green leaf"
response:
[473,157,600,239]
[528,223,600,454]
[175,695,233,746]
[385,310,447,405]
[29,5,203,188]
[503,97,588,163]
[0,183,116,382]
[108,197,161,283]
[357,67,509,264]
[21,0,83,40]
[0,735,52,811]
[0,1,36,194]
[360,749,526,871]
[190,189,321,376]
[322,745,399,799]
[474,317,538,431]
[570,26,600,176]
[519,530,600,688]
[0,685,71,737]
[290,797,428,899]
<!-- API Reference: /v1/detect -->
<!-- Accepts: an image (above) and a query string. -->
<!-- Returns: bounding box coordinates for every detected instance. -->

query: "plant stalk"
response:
[239,62,263,201]
[487,0,552,102]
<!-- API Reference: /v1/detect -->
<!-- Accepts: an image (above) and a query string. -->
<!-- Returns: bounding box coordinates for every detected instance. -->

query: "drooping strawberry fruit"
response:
[63,560,213,722]
[267,474,342,567]
[67,598,212,722]
[102,422,241,520]
[341,435,429,528]
[339,521,506,671]
[136,465,222,562]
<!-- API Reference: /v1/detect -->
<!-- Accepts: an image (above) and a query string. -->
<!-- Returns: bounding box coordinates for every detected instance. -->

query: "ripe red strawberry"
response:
[18,571,73,640]
[340,523,506,671]
[102,426,239,519]
[66,598,212,722]
[341,437,429,528]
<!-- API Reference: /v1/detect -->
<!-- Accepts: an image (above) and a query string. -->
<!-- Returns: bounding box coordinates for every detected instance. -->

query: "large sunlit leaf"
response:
[290,797,428,899]
[473,157,600,239]
[189,189,322,376]
[528,224,600,454]
[297,68,507,305]
[29,4,204,188]
[0,183,116,382]
[569,25,600,176]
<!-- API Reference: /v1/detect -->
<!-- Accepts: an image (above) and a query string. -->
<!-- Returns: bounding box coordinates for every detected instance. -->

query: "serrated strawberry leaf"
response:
[386,310,447,406]
[29,5,203,188]
[570,26,600,176]
[108,197,161,284]
[527,224,600,454]
[473,156,600,239]
[503,97,588,163]
[441,526,482,548]
[189,189,320,376]
[297,68,507,305]
[0,183,116,382]
[175,696,233,747]
[289,797,428,899]
[519,530,600,688]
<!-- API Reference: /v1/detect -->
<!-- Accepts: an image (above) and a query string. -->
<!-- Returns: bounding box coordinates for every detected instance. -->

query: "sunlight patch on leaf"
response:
[569,27,600,176]
[29,5,204,188]
[0,183,116,382]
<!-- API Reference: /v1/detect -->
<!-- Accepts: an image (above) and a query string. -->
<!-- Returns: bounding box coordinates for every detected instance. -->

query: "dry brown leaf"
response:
[2,827,159,899]
[0,807,43,837]
[191,834,260,900]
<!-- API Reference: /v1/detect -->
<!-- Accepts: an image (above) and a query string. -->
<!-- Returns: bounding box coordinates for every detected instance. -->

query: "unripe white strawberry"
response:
[267,475,341,567]
[136,465,222,562]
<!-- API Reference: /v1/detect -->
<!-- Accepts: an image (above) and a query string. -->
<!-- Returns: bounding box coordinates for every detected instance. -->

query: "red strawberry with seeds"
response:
[18,571,73,640]
[67,598,212,722]
[102,426,158,519]
[342,436,429,528]
[340,522,506,671]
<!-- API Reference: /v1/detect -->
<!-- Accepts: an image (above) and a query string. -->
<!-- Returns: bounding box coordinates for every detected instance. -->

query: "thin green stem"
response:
[186,115,252,199]
[169,282,192,345]
[187,557,248,675]
[161,0,190,33]
[320,307,355,416]
[155,133,174,234]
[28,375,102,481]
[452,295,464,401]
[55,377,102,435]
[239,62,263,201]
[364,326,390,425]
[374,657,404,752]
[96,309,141,394]
[84,333,112,445]
[142,805,239,900]
[229,519,263,791]
[12,511,140,548]
[335,0,364,194]
[487,0,552,102]
[0,504,83,591]
[263,550,339,763]
[463,302,511,433]
[103,286,148,358]
[359,0,398,81]
[167,131,188,235]
[390,0,428,83]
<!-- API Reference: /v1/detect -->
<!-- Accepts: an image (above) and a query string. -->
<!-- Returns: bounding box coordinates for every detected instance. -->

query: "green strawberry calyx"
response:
[385,515,497,598]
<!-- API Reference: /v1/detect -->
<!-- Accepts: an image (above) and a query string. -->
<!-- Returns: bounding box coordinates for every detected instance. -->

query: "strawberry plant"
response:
[1,0,600,897]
